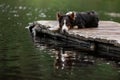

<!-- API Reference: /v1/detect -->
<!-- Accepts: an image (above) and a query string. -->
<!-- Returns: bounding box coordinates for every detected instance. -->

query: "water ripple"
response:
[14,14,19,17]
[105,12,120,17]
[38,13,46,18]
[26,13,32,16]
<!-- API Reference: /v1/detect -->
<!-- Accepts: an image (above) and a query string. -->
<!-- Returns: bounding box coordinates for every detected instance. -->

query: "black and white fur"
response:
[57,11,99,33]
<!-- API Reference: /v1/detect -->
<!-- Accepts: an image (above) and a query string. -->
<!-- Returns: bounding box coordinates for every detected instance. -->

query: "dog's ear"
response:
[69,12,75,20]
[56,13,62,20]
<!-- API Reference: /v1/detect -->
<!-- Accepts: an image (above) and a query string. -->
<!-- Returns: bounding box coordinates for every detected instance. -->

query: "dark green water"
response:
[0,0,120,80]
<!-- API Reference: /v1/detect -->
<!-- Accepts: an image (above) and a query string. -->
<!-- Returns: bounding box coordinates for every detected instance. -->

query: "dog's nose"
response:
[63,29,66,33]
[62,29,68,34]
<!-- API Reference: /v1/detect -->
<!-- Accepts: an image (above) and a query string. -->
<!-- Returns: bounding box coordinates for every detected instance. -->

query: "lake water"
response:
[0,0,120,80]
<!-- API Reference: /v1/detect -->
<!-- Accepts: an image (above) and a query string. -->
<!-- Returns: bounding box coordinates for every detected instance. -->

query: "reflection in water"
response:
[35,35,120,70]
[54,49,95,70]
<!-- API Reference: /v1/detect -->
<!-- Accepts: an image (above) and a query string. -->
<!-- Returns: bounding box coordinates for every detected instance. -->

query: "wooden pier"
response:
[27,20,120,58]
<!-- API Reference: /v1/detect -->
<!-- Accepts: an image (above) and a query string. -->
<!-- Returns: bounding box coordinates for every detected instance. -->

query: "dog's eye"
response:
[59,22,64,27]
[61,22,64,25]
[66,23,71,26]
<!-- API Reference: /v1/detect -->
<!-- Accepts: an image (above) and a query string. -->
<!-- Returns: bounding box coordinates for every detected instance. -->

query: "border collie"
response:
[57,11,99,33]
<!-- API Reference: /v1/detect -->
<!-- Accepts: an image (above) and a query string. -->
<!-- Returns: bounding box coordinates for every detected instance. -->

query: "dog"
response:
[57,11,99,33]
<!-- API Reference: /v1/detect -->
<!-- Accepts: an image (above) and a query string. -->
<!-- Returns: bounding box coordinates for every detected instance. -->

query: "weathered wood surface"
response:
[36,20,120,47]
[28,20,120,58]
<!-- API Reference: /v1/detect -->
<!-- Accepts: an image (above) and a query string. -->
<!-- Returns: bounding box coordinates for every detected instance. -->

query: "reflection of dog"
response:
[54,49,95,69]
[54,50,75,69]
[57,11,99,33]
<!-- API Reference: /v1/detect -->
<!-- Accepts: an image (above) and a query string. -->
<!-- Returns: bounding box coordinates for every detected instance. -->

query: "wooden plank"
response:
[35,20,120,47]
[69,21,120,46]
[33,25,95,51]
[27,20,120,58]
[96,43,120,58]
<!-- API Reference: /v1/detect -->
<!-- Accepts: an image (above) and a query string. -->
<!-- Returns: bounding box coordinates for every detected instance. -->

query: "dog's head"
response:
[57,12,75,33]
